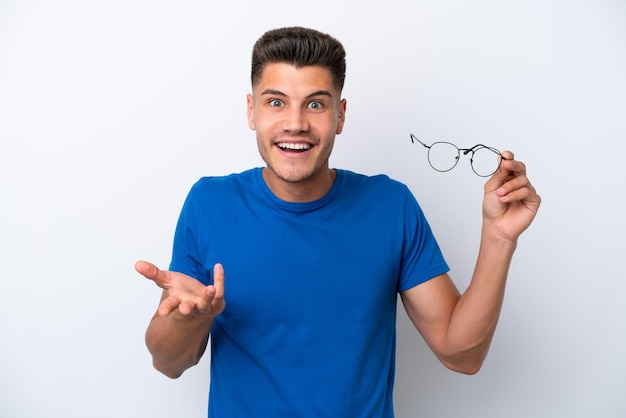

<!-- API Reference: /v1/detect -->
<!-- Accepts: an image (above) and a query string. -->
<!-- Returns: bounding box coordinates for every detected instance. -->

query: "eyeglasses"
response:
[410,133,505,177]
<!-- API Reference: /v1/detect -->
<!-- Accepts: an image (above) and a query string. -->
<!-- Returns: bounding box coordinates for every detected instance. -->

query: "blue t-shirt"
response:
[169,168,449,418]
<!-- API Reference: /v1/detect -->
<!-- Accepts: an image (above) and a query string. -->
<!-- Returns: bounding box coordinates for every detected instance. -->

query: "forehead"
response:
[254,63,338,97]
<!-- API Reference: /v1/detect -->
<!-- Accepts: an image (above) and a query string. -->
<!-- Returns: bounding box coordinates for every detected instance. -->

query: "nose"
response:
[282,106,309,133]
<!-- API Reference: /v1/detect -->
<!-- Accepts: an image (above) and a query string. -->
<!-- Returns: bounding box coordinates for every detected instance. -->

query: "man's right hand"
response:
[135,260,226,319]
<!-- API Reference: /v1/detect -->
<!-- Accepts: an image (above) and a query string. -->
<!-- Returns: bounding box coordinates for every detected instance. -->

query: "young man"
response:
[135,26,541,417]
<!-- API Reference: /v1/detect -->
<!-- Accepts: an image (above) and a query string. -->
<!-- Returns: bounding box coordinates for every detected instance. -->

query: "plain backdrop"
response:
[1,1,625,417]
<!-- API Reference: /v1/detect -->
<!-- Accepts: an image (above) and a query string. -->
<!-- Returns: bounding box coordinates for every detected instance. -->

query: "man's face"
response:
[247,63,346,198]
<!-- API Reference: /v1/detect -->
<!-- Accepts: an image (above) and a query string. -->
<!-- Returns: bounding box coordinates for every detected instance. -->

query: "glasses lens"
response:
[428,142,460,172]
[471,147,501,177]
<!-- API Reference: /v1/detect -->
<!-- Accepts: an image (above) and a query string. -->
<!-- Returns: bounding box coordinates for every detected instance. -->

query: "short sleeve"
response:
[397,189,449,292]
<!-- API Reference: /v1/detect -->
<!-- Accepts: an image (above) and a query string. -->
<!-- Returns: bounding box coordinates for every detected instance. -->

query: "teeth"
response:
[277,142,311,150]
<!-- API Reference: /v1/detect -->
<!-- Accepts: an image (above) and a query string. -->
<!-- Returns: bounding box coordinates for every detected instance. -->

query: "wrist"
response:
[481,223,518,250]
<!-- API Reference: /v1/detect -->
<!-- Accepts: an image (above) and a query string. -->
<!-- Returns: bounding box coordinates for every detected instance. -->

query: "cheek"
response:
[250,109,272,130]
[252,117,272,135]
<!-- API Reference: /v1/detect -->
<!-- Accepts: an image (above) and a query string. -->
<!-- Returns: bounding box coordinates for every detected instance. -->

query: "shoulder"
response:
[193,167,258,187]
[179,168,262,210]
[189,168,260,194]
[335,170,427,223]
[337,169,412,199]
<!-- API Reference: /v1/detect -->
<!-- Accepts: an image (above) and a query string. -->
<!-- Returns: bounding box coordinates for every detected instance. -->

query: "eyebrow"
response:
[260,89,334,100]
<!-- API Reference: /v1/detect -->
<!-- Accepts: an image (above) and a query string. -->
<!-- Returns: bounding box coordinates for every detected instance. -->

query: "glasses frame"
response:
[410,133,505,177]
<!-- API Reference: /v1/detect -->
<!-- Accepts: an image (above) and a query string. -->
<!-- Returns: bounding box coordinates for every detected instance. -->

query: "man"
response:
[135,26,541,417]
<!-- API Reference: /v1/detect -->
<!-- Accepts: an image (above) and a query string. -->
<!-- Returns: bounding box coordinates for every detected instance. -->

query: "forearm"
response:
[443,226,517,372]
[145,311,214,378]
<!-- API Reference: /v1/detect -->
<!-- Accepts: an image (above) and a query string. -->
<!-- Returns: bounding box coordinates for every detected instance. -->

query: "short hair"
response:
[250,26,346,93]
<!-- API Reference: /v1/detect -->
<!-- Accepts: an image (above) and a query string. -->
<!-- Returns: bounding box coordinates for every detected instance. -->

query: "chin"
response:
[268,165,318,184]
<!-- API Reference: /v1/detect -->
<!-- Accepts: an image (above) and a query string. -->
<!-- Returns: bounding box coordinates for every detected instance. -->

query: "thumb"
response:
[485,151,515,190]
[135,260,158,278]
[495,151,515,177]
[135,260,169,288]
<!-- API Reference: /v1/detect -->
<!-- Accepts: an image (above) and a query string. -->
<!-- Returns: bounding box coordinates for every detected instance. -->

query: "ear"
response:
[335,98,347,135]
[246,93,256,130]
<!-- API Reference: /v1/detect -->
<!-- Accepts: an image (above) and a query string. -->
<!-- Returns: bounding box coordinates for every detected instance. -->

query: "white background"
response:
[1,1,625,417]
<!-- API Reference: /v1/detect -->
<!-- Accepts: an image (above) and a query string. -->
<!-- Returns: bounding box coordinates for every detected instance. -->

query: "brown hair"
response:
[251,27,346,93]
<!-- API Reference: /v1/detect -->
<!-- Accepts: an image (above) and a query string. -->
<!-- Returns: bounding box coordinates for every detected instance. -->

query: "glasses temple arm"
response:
[410,134,431,149]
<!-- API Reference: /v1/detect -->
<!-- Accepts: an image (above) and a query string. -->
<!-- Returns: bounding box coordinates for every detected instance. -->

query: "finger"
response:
[496,157,524,178]
[135,260,170,289]
[495,153,529,192]
[498,174,536,204]
[487,155,526,190]
[135,260,158,279]
[496,172,529,196]
[158,293,182,316]
[498,176,542,211]
[485,152,515,189]
[499,182,531,203]
[213,263,225,300]
[177,299,197,316]
[500,150,515,161]
[495,151,516,177]
[507,182,541,207]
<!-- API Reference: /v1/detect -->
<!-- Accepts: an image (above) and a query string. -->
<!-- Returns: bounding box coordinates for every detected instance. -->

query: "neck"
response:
[262,167,336,203]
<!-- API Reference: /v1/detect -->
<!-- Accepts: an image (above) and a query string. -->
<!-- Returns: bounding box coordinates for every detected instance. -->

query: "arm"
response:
[135,261,226,378]
[401,151,540,375]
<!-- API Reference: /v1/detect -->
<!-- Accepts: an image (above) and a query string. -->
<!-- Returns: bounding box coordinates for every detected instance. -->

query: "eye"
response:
[269,99,283,107]
[308,100,323,110]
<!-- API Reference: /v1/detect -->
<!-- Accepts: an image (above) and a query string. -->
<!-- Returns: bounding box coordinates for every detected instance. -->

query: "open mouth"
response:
[276,142,311,153]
